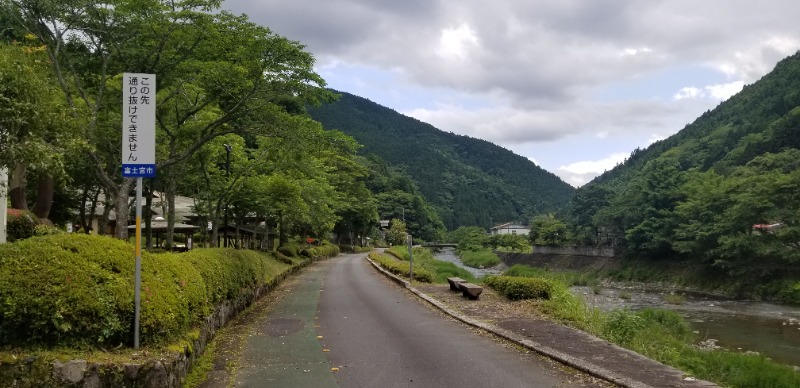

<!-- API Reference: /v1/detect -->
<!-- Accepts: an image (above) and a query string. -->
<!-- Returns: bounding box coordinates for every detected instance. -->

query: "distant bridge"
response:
[422,243,457,248]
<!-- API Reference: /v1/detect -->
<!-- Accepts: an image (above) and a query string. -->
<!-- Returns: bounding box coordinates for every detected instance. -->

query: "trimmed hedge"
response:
[369,252,434,283]
[0,234,297,348]
[6,209,38,242]
[485,275,554,300]
[337,244,372,253]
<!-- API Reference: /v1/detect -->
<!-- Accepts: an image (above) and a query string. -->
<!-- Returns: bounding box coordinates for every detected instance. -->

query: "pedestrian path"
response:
[216,262,337,388]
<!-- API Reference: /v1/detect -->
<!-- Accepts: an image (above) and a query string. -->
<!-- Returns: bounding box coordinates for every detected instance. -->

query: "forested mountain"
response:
[569,52,800,299]
[308,91,574,230]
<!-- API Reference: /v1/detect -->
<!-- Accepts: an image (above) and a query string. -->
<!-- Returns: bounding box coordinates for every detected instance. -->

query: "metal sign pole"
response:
[122,73,155,349]
[0,168,6,244]
[407,234,413,282]
[134,177,142,348]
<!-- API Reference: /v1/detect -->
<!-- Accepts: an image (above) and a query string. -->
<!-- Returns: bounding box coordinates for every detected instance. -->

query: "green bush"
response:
[315,242,341,257]
[338,244,372,253]
[277,244,298,257]
[387,246,475,283]
[427,260,475,283]
[33,224,63,236]
[6,209,38,242]
[369,252,434,283]
[0,234,295,348]
[503,264,548,278]
[485,276,554,300]
[459,249,500,268]
[602,309,646,346]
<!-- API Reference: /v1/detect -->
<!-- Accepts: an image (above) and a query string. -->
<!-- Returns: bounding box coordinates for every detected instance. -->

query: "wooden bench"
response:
[446,277,466,291]
[458,282,483,300]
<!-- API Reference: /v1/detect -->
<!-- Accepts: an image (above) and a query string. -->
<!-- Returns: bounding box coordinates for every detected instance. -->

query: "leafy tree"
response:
[624,159,686,258]
[529,214,568,246]
[386,218,407,246]
[486,233,529,251]
[0,41,85,221]
[451,226,487,252]
[7,0,333,239]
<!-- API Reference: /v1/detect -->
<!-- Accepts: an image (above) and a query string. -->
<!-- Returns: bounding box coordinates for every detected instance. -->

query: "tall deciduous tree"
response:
[7,0,332,239]
[0,41,85,220]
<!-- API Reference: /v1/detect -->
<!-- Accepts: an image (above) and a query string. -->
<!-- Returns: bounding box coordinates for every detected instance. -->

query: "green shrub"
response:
[33,224,63,236]
[503,264,548,278]
[664,293,685,305]
[273,250,295,264]
[427,260,475,283]
[459,249,500,268]
[369,252,434,283]
[602,309,645,346]
[316,242,341,257]
[6,209,38,242]
[277,245,298,257]
[341,244,372,253]
[485,276,554,300]
[0,234,295,348]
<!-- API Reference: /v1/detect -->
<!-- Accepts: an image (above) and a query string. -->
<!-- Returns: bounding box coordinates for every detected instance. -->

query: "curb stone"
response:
[365,257,718,388]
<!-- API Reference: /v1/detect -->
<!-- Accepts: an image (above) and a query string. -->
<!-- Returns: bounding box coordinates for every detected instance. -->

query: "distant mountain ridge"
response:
[588,52,800,189]
[308,91,574,230]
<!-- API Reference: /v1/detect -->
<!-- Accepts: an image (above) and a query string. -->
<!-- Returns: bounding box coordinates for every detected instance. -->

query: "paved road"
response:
[316,253,596,387]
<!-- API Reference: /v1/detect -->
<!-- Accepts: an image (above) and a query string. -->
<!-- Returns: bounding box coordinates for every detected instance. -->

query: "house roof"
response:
[490,222,528,230]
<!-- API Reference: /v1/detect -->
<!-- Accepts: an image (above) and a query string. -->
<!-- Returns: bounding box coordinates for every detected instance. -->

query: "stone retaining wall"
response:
[497,251,620,272]
[0,258,313,388]
[531,245,615,258]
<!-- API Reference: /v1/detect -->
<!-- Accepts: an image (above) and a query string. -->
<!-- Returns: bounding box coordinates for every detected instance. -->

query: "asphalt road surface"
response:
[316,253,601,387]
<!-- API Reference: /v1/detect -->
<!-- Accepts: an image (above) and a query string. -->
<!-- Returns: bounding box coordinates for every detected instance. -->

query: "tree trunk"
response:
[9,163,27,210]
[114,179,134,239]
[211,200,222,248]
[31,173,54,222]
[278,211,287,246]
[165,175,176,250]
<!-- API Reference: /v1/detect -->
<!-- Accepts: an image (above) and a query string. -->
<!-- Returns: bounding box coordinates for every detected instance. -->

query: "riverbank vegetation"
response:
[459,249,501,268]
[441,226,525,268]
[499,265,800,388]
[557,53,800,304]
[383,246,475,283]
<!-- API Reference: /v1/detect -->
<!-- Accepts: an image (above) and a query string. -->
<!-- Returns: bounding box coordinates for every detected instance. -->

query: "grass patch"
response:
[485,276,554,300]
[369,252,434,283]
[503,264,599,287]
[524,275,800,387]
[183,337,216,387]
[664,293,685,305]
[458,249,500,268]
[386,247,475,283]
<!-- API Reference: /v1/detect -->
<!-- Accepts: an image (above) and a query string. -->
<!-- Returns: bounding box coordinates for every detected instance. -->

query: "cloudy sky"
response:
[223,0,800,187]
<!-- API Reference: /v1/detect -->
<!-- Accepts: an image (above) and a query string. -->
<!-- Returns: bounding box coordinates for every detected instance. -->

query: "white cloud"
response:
[673,86,702,100]
[556,153,628,187]
[224,0,800,185]
[672,81,745,102]
[705,81,745,100]
[438,23,479,60]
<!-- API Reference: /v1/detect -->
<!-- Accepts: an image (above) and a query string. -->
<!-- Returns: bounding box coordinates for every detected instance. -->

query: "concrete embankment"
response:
[496,250,621,272]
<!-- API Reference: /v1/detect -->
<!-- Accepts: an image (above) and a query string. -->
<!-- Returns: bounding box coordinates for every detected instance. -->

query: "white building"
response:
[489,222,530,236]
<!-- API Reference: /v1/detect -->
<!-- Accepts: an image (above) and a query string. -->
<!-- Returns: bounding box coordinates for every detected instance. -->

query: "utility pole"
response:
[407,233,413,282]
[0,167,7,244]
[223,144,232,248]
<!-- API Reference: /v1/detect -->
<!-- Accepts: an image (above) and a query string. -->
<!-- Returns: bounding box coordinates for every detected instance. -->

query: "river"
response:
[431,248,800,367]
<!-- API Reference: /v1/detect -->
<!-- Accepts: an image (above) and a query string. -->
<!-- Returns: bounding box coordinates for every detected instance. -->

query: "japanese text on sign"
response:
[122,73,156,177]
